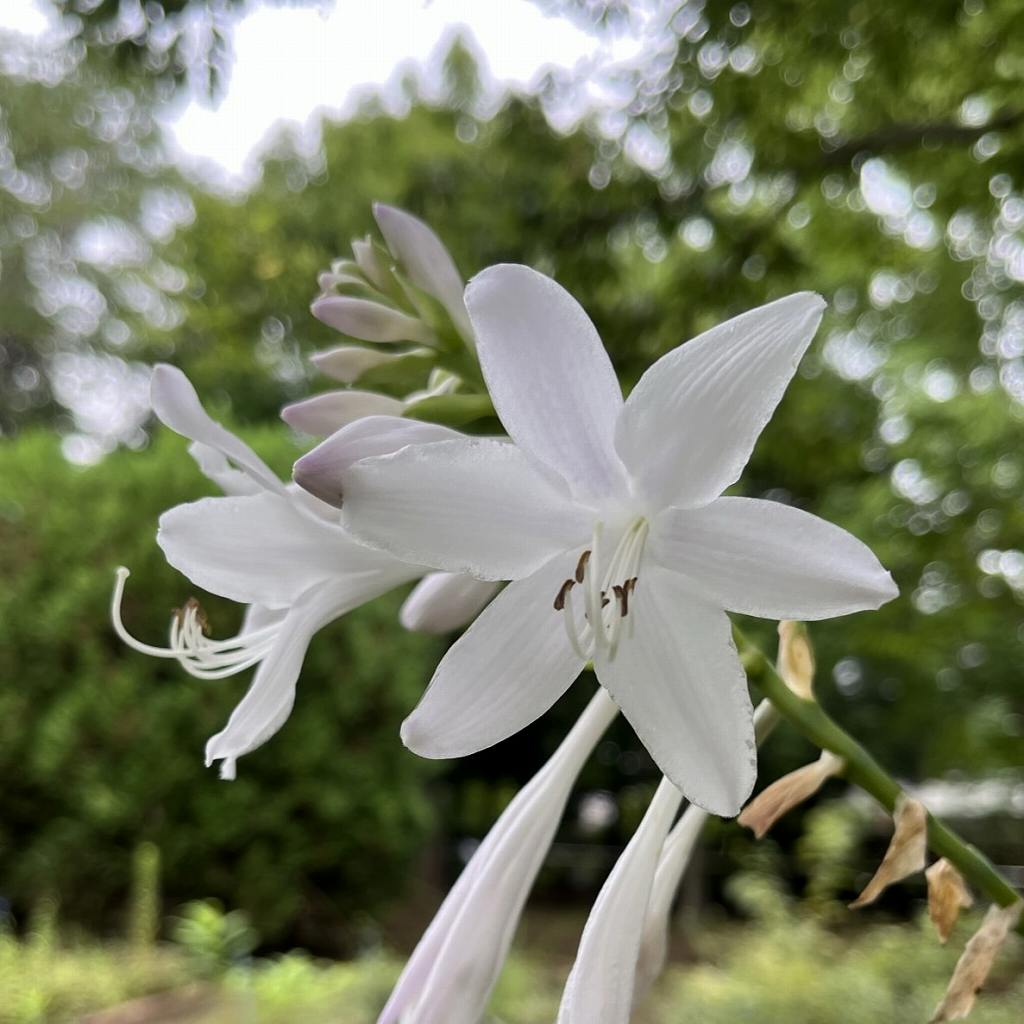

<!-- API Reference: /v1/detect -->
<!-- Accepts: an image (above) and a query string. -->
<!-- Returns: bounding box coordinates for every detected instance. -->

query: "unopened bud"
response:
[281,390,404,437]
[310,345,404,384]
[311,296,434,345]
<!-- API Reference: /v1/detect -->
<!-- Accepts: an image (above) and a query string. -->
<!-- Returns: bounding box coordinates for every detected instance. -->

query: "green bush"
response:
[0,428,443,948]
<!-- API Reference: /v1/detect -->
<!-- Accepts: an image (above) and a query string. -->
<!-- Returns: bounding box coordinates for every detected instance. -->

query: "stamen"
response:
[553,578,575,612]
[551,518,649,664]
[112,567,279,681]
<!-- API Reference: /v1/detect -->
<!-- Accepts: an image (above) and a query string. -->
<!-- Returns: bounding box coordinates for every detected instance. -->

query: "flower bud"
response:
[281,390,404,437]
[311,295,434,345]
[310,344,403,384]
[400,572,500,634]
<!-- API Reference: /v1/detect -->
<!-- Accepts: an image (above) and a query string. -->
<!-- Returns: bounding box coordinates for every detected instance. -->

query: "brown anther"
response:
[553,578,575,612]
[574,550,591,584]
[601,593,610,608]
[613,583,630,617]
[175,597,209,634]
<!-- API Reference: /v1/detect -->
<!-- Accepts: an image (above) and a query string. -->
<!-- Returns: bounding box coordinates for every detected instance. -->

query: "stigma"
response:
[553,516,648,662]
[111,567,279,680]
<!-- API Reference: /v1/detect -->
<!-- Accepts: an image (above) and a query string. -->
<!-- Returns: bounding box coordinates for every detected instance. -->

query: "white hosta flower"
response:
[558,777,684,1023]
[338,265,898,815]
[381,688,618,1024]
[634,699,780,1005]
[282,369,460,438]
[311,344,411,385]
[112,365,424,778]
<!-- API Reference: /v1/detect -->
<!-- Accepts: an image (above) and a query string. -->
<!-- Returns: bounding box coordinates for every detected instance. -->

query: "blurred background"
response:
[1,0,1023,1020]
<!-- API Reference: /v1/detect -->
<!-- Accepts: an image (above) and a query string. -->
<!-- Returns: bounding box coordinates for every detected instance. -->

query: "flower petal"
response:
[292,415,463,508]
[188,442,262,497]
[150,364,284,494]
[558,777,684,1024]
[401,553,586,759]
[594,564,755,816]
[464,264,627,500]
[341,438,591,580]
[310,295,433,344]
[310,344,404,384]
[399,572,501,634]
[158,491,410,606]
[383,689,617,1024]
[650,497,898,620]
[373,203,472,341]
[280,390,405,437]
[615,292,825,509]
[204,580,364,778]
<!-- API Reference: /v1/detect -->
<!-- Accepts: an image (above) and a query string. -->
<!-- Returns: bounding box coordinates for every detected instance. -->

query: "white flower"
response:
[337,265,898,814]
[112,365,428,778]
[379,688,618,1024]
[399,572,501,635]
[558,777,684,1024]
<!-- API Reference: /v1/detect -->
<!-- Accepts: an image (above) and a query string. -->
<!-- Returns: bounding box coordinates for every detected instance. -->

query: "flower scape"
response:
[114,206,1022,1024]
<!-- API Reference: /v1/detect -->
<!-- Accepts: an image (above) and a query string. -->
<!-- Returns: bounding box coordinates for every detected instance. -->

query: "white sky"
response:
[1,0,624,185]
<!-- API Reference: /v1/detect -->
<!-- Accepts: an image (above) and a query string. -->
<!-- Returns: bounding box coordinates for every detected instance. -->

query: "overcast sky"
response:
[2,0,636,185]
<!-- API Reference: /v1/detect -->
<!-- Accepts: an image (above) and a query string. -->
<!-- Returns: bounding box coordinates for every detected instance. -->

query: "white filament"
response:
[559,517,648,663]
[111,567,279,680]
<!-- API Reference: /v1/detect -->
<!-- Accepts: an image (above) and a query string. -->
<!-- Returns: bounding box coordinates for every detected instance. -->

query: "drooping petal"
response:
[615,292,826,510]
[373,203,473,341]
[558,777,685,1024]
[158,491,411,607]
[293,415,463,508]
[150,364,284,494]
[280,390,405,437]
[382,689,618,1024]
[401,553,586,759]
[650,497,898,621]
[464,264,627,500]
[188,442,262,497]
[399,572,501,634]
[594,564,756,816]
[341,438,591,580]
[310,344,404,384]
[204,579,366,778]
[311,295,433,344]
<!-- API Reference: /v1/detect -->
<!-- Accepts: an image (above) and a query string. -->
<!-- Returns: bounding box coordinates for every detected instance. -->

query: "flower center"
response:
[111,567,280,680]
[553,516,648,663]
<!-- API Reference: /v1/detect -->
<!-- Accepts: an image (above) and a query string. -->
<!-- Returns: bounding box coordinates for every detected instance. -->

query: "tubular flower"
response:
[378,688,618,1024]
[111,366,455,778]
[337,265,898,815]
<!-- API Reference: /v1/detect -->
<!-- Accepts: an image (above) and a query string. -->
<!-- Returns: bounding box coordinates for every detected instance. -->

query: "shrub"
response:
[0,429,443,949]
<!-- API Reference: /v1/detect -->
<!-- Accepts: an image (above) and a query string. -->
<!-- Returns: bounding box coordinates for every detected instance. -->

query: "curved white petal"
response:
[310,345,403,384]
[150,364,284,494]
[310,295,433,344]
[341,438,591,581]
[399,572,501,634]
[558,777,684,1024]
[292,415,463,508]
[650,497,898,620]
[373,203,472,342]
[464,264,627,500]
[188,442,262,497]
[204,580,363,777]
[594,564,755,816]
[158,491,411,607]
[615,292,825,510]
[383,690,618,1024]
[281,390,405,438]
[401,553,586,759]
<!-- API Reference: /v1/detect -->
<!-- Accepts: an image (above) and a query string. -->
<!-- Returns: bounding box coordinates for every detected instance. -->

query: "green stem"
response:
[735,627,1020,913]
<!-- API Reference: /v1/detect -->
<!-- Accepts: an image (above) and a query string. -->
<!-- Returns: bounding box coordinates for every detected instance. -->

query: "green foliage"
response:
[0,428,443,946]
[128,842,161,950]
[172,899,258,977]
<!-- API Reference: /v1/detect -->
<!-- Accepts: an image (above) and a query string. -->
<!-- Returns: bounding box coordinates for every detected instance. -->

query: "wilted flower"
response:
[336,265,898,814]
